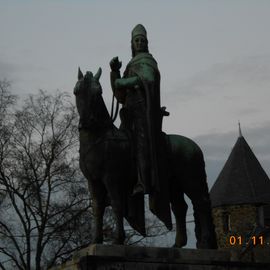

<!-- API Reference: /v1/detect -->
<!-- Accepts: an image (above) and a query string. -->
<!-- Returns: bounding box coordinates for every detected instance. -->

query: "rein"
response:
[110,93,119,123]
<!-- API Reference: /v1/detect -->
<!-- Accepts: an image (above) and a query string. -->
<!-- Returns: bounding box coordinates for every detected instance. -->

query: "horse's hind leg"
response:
[185,153,217,249]
[91,184,106,244]
[171,192,188,248]
[191,192,217,249]
[192,196,216,248]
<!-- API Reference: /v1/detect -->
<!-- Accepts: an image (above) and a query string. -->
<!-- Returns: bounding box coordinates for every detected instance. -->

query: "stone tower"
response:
[210,128,270,249]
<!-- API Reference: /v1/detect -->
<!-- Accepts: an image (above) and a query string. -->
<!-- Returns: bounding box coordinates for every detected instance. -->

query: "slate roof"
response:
[210,134,270,208]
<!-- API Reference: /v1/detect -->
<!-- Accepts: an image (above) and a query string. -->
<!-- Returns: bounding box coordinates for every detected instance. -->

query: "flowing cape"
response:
[125,53,172,230]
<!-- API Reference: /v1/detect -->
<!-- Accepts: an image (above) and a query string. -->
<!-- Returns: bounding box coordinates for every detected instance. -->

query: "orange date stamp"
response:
[228,235,266,246]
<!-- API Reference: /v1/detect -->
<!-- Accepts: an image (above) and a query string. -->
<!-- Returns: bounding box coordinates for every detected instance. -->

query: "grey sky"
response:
[1,0,270,248]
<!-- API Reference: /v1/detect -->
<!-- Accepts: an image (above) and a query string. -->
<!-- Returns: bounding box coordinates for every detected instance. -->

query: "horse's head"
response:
[74,67,103,129]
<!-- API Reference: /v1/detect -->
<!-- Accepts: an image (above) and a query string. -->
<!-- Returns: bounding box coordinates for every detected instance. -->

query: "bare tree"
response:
[0,88,92,270]
[0,82,180,269]
[0,79,16,204]
[0,79,16,119]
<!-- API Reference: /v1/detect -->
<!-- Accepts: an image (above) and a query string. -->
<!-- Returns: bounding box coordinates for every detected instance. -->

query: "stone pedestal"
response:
[50,244,270,270]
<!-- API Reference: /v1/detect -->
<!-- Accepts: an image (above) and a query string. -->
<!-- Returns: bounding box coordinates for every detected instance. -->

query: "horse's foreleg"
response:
[92,196,106,244]
[171,192,188,248]
[90,179,106,244]
[104,174,126,245]
[110,198,125,244]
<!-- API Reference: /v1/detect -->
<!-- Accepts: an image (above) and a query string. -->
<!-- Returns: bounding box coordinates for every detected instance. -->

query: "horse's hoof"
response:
[112,236,125,245]
[92,237,103,244]
[172,243,185,248]
[196,241,212,249]
[112,240,124,245]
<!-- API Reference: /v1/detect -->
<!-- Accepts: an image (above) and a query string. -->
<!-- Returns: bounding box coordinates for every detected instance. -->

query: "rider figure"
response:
[110,24,164,195]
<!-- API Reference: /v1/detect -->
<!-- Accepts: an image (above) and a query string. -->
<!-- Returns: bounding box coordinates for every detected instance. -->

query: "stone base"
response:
[50,244,270,270]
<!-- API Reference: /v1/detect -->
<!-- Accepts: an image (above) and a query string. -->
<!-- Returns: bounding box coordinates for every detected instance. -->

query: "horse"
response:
[73,67,217,248]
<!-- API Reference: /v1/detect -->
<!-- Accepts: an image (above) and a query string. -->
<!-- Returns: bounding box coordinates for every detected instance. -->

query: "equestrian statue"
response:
[73,24,217,249]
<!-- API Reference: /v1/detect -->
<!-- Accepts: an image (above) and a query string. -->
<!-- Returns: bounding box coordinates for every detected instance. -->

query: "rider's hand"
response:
[114,79,122,89]
[110,57,122,72]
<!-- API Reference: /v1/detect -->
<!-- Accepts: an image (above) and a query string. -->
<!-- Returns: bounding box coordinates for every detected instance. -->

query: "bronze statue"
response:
[74,71,216,248]
[73,24,217,248]
[110,24,162,196]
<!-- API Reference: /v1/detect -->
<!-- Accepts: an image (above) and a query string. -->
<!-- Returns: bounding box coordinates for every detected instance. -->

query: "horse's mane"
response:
[94,93,114,130]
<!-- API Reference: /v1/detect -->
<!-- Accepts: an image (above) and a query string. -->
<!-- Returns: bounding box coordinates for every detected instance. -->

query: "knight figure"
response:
[110,24,169,196]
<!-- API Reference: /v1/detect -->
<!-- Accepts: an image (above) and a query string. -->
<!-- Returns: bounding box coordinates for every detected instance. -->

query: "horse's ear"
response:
[94,67,102,81]
[78,67,83,80]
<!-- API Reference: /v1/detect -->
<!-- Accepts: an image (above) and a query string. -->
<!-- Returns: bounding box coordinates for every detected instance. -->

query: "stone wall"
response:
[212,204,257,248]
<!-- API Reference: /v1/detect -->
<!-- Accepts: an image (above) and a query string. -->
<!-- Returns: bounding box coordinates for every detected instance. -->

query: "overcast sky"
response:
[1,0,270,248]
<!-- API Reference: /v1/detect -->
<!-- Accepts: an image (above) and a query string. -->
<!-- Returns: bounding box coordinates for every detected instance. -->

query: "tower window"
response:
[222,212,231,233]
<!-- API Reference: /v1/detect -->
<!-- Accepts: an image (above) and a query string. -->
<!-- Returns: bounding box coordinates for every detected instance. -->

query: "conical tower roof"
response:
[210,131,270,208]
